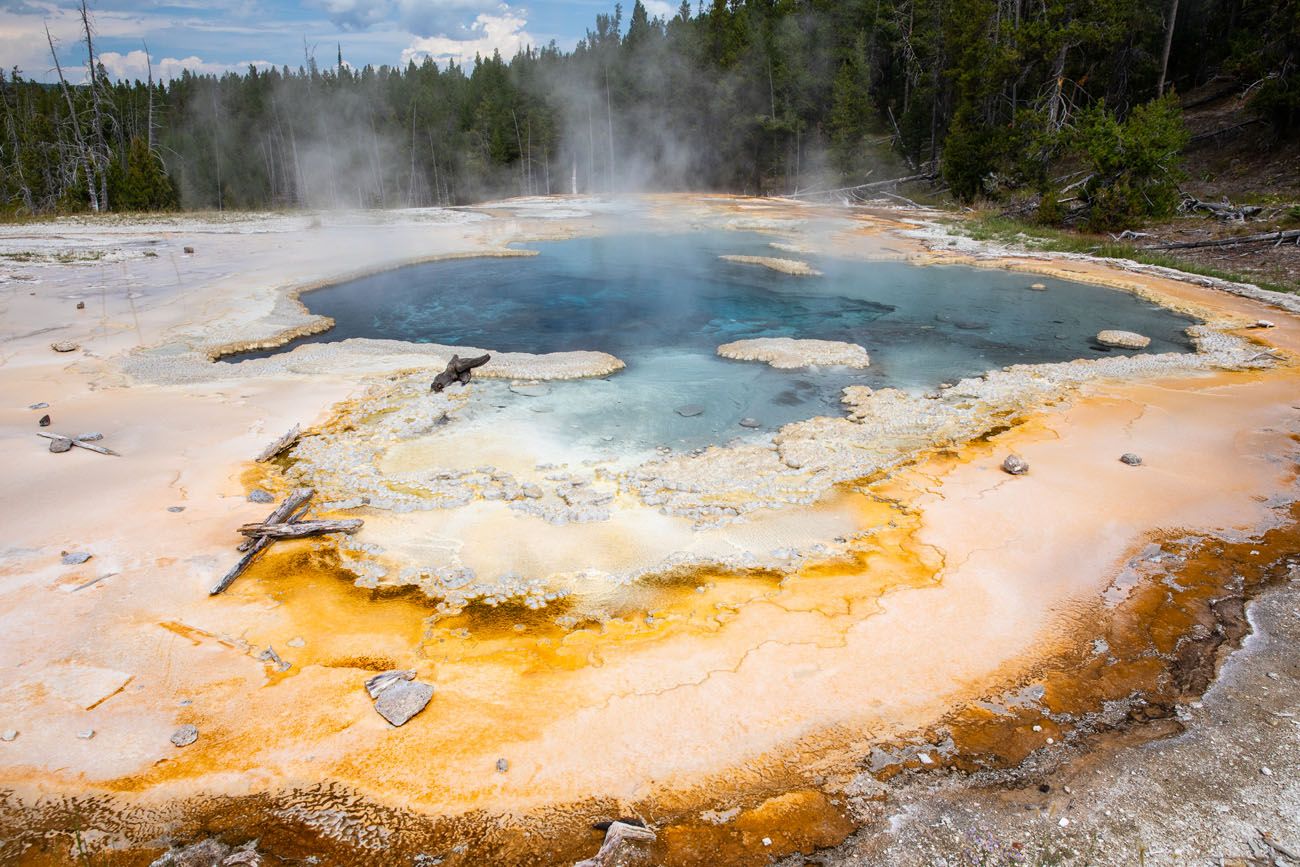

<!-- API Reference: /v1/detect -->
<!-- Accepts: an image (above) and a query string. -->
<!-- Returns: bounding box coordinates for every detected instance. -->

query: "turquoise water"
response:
[231,232,1197,450]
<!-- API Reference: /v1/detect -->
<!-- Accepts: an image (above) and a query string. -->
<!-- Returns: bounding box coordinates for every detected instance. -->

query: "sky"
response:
[2,0,682,84]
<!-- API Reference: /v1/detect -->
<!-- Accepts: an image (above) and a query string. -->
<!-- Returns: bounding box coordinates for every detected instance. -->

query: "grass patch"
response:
[947,213,1295,294]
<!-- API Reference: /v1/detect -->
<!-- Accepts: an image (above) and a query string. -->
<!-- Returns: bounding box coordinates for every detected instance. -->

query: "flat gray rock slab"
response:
[675,404,705,417]
[171,724,199,747]
[62,551,92,565]
[247,489,275,504]
[373,679,434,727]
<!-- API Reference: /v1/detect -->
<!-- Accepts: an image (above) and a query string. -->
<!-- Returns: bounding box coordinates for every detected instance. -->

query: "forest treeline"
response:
[1,0,1296,228]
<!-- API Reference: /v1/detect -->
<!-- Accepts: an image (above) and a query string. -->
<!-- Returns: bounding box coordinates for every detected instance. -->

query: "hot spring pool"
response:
[232,231,1197,450]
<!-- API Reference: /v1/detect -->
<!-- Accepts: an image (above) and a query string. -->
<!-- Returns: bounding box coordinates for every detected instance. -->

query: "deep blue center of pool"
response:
[232,232,1197,450]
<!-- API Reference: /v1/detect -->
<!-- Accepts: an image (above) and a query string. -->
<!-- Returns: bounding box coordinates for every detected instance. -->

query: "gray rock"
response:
[365,669,416,699]
[50,341,79,353]
[38,414,50,427]
[49,437,73,453]
[76,729,95,739]
[1,730,16,742]
[738,418,761,428]
[256,646,290,672]
[247,489,275,504]
[1029,282,1048,291]
[62,551,92,565]
[675,404,705,417]
[496,758,509,773]
[28,402,48,410]
[1001,454,1030,476]
[168,506,186,513]
[171,724,199,747]
[76,432,104,442]
[1120,453,1143,466]
[373,679,434,727]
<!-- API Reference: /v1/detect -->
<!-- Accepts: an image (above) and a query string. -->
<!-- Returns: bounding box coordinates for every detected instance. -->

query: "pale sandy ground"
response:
[0,196,1297,865]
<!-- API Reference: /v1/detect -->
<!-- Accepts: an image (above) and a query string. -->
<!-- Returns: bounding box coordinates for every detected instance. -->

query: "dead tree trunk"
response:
[46,25,98,213]
[1156,0,1179,97]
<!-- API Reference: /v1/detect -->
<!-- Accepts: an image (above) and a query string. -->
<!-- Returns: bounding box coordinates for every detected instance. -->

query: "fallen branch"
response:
[255,424,301,462]
[786,173,933,201]
[574,821,657,867]
[37,432,119,456]
[1143,229,1300,250]
[236,488,314,552]
[212,488,314,595]
[238,519,363,539]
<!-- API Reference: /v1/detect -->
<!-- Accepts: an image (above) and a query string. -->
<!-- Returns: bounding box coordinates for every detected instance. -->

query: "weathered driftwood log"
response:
[36,431,119,456]
[1143,228,1300,250]
[212,488,314,595]
[574,821,657,867]
[431,353,491,393]
[237,519,363,539]
[255,424,301,462]
[236,488,314,552]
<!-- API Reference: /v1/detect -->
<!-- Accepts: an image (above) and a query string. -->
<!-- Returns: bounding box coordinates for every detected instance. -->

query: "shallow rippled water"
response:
[233,231,1197,449]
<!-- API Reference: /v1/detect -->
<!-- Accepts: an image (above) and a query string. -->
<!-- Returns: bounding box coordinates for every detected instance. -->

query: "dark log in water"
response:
[431,353,490,393]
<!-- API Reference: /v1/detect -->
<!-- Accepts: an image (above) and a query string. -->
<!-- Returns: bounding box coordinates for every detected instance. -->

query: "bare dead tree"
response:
[1156,0,1180,96]
[79,0,109,210]
[46,24,99,212]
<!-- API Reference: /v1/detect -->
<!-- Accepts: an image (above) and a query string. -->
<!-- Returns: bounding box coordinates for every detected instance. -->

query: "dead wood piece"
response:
[36,431,119,456]
[1144,229,1300,251]
[212,488,314,595]
[574,821,657,867]
[236,491,312,553]
[237,519,363,540]
[255,424,301,462]
[431,353,491,393]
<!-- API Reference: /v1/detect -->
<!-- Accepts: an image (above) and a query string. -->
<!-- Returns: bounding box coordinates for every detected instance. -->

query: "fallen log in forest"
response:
[1143,229,1300,251]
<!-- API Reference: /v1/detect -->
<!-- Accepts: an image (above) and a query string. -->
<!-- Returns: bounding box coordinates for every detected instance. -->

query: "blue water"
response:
[230,232,1197,450]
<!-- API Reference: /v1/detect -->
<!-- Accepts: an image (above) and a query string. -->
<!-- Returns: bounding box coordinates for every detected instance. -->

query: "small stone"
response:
[1119,453,1143,466]
[170,724,199,747]
[762,838,772,846]
[167,506,186,513]
[183,246,195,254]
[1032,724,1042,732]
[738,418,761,428]
[373,679,434,727]
[76,301,85,310]
[1029,282,1047,291]
[76,729,95,739]
[917,752,933,765]
[51,341,79,353]
[28,402,48,410]
[1261,767,1273,776]
[76,432,104,442]
[38,414,50,427]
[1252,319,1275,329]
[675,404,705,418]
[1058,818,1069,828]
[496,758,509,773]
[1,730,16,742]
[1095,330,1151,350]
[62,551,92,565]
[247,489,275,504]
[49,437,73,453]
[1002,454,1029,476]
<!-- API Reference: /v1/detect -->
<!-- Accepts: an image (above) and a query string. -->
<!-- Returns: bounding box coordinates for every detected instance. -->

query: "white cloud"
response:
[400,9,531,66]
[98,49,276,82]
[314,0,514,38]
[643,0,678,20]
